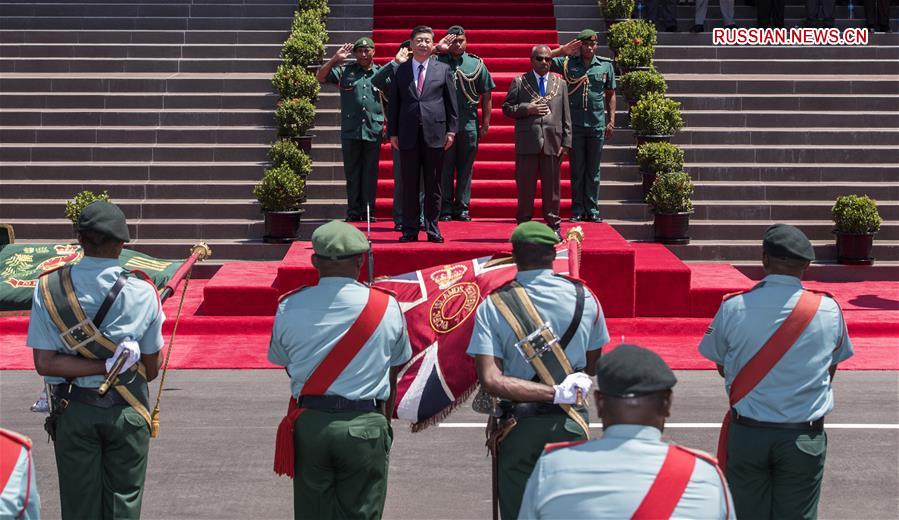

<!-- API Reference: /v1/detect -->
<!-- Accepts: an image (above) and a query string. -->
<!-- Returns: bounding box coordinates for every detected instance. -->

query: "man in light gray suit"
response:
[502,45,571,239]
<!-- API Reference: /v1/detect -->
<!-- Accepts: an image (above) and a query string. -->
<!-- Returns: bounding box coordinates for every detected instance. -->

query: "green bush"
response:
[292,8,328,44]
[630,92,683,136]
[273,64,321,99]
[64,190,111,223]
[614,43,654,70]
[832,195,882,233]
[646,171,693,214]
[275,97,316,137]
[297,0,329,15]
[281,32,325,68]
[598,0,635,19]
[268,139,313,177]
[607,19,657,50]
[636,142,684,174]
[253,164,305,212]
[620,68,666,104]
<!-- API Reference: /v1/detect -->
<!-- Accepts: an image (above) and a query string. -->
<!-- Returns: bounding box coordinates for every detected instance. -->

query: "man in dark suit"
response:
[503,45,571,240]
[388,25,459,243]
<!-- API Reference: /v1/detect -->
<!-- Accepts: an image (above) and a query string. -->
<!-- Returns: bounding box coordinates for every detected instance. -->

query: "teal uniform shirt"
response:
[268,277,412,401]
[698,274,853,423]
[26,256,166,388]
[437,52,496,133]
[518,425,735,519]
[466,269,610,378]
[550,56,615,129]
[327,63,390,142]
[0,439,40,519]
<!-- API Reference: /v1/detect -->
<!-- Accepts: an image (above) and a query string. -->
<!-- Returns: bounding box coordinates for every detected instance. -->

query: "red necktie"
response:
[417,64,425,96]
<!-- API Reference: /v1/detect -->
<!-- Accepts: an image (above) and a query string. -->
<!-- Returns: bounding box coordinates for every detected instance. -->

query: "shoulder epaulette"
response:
[553,272,587,286]
[278,285,308,303]
[543,439,587,454]
[370,285,397,298]
[0,428,32,450]
[467,52,482,61]
[596,55,614,62]
[673,444,715,467]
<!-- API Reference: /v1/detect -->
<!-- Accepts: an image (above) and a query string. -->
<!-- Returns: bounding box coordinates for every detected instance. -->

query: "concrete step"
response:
[613,220,899,242]
[0,109,274,126]
[0,198,264,220]
[0,179,257,199]
[0,30,290,45]
[667,239,899,262]
[1,126,275,144]
[0,161,265,181]
[0,17,294,31]
[0,43,283,59]
[0,3,298,18]
[654,59,899,75]
[3,217,265,240]
[0,57,281,73]
[0,143,269,162]
[0,92,280,110]
[551,4,899,19]
[556,17,898,32]
[0,73,275,94]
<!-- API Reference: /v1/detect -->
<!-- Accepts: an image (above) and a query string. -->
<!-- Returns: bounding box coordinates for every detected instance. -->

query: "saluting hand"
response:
[561,38,582,56]
[394,47,411,64]
[435,33,456,52]
[334,42,353,61]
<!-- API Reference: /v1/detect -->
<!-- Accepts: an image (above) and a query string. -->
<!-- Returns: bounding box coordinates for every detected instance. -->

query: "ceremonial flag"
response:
[374,246,575,430]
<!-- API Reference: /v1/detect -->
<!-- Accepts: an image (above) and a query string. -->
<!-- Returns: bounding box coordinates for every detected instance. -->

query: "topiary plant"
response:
[275,97,316,137]
[598,0,635,20]
[292,8,329,45]
[253,164,305,212]
[298,0,329,15]
[64,190,111,223]
[268,139,313,177]
[619,68,666,105]
[273,64,321,100]
[636,142,684,174]
[280,32,325,68]
[630,92,683,136]
[607,19,657,51]
[832,195,882,234]
[646,172,693,214]
[614,43,654,71]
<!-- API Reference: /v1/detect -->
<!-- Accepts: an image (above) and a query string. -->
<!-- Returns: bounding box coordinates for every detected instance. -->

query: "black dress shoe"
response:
[586,214,603,223]
[439,215,452,222]
[690,24,704,33]
[454,212,472,222]
[569,215,584,223]
[393,223,402,232]
[427,234,444,244]
[665,25,678,32]
[553,229,564,241]
[399,234,418,243]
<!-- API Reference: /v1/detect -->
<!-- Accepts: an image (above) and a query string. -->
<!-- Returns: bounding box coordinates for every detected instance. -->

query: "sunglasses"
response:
[533,56,552,63]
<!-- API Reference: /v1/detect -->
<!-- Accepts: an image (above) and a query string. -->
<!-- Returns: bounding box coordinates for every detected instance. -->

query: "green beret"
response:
[447,25,465,35]
[77,201,130,242]
[763,224,815,261]
[510,221,560,246]
[353,37,374,50]
[595,344,677,398]
[399,40,411,50]
[312,220,370,260]
[576,29,597,41]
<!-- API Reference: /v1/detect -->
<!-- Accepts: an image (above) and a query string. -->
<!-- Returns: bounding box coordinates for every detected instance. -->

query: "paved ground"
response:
[1,370,897,519]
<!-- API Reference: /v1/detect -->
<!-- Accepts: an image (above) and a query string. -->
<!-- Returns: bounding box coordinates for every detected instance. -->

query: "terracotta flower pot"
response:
[653,211,691,244]
[834,231,875,265]
[263,209,304,243]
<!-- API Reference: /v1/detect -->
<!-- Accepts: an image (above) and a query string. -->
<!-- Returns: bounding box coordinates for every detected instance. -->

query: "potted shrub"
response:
[831,194,882,265]
[607,19,657,53]
[293,6,329,40]
[273,64,321,100]
[598,0,635,27]
[254,164,306,243]
[619,68,666,108]
[646,171,693,244]
[630,92,683,144]
[275,97,316,151]
[636,142,684,199]
[280,32,325,70]
[269,139,313,202]
[298,0,329,15]
[65,190,111,231]
[614,43,654,75]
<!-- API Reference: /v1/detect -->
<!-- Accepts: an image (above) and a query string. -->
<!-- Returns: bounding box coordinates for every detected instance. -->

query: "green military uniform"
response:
[550,29,616,221]
[326,38,394,221]
[437,26,496,220]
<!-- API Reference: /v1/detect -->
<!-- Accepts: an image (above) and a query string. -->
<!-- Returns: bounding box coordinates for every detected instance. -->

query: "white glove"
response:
[106,338,141,374]
[553,372,594,404]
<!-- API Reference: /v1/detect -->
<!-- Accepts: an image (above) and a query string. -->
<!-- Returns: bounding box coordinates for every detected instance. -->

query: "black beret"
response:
[447,25,465,35]
[595,344,677,398]
[77,201,130,242]
[763,224,814,261]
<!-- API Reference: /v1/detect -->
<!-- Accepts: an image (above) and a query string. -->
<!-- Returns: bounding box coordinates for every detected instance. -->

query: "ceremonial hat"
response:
[77,201,130,242]
[576,29,597,41]
[447,25,465,35]
[399,39,411,49]
[763,224,815,261]
[595,344,677,398]
[353,37,374,50]
[312,220,370,260]
[510,221,560,246]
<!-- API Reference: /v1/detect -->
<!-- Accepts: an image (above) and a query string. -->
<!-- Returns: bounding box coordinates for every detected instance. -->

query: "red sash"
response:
[0,429,33,518]
[631,445,696,520]
[716,290,822,470]
[273,287,391,478]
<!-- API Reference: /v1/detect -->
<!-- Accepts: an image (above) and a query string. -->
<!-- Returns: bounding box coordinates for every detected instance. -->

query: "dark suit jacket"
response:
[502,72,571,155]
[387,58,459,150]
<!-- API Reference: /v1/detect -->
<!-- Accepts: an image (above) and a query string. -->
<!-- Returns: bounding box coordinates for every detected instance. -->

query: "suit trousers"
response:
[515,152,562,230]
[864,0,890,28]
[341,138,380,219]
[569,128,604,219]
[647,0,677,28]
[400,127,444,236]
[440,129,479,217]
[392,148,425,227]
[805,0,835,23]
[695,0,735,25]
[757,0,786,27]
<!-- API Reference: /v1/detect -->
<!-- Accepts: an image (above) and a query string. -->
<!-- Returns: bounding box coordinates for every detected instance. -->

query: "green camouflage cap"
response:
[510,221,560,246]
[353,37,375,50]
[312,220,370,260]
[447,25,465,35]
[763,223,815,261]
[77,200,130,242]
[400,39,411,50]
[576,28,598,41]
[595,344,677,398]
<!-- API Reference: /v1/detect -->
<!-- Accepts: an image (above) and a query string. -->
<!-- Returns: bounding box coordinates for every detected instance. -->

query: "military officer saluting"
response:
[699,224,854,520]
[435,25,496,222]
[318,38,395,223]
[467,222,610,519]
[269,220,412,519]
[27,200,165,519]
[519,344,735,519]
[550,29,616,223]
